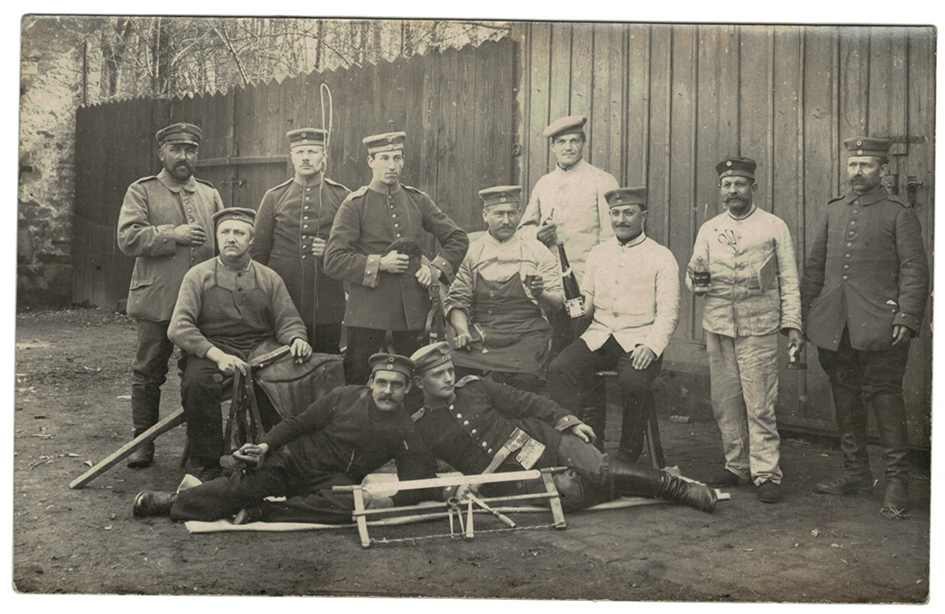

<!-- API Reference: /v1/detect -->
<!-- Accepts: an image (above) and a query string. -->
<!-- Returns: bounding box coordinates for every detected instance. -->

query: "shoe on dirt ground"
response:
[756,479,782,503]
[880,480,908,519]
[126,442,154,468]
[133,491,176,517]
[706,468,750,488]
[815,471,873,496]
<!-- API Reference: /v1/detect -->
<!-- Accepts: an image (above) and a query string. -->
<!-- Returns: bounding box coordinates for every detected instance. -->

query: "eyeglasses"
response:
[717,229,737,250]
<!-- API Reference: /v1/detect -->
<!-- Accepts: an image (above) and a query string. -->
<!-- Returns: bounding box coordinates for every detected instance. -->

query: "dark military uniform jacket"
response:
[410,376,583,475]
[261,385,439,505]
[800,186,929,351]
[116,169,224,321]
[249,173,350,328]
[324,179,468,331]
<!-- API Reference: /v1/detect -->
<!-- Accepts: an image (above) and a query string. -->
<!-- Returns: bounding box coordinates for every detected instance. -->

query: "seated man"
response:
[445,185,563,393]
[546,187,679,462]
[408,343,715,514]
[133,354,439,524]
[167,207,313,482]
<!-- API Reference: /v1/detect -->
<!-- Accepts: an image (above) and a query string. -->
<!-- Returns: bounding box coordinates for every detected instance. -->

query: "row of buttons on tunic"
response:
[182,195,198,264]
[389,194,402,239]
[843,208,860,279]
[450,404,493,455]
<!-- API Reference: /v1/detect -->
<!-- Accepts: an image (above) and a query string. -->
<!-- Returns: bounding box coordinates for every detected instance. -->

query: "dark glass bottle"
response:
[558,242,586,318]
[692,256,711,293]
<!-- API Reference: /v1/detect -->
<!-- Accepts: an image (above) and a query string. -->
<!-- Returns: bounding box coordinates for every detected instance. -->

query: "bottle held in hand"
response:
[786,342,806,370]
[692,256,711,294]
[557,242,586,319]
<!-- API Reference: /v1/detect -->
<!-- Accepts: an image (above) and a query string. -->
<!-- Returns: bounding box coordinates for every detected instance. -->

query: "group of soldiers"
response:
[119,113,928,528]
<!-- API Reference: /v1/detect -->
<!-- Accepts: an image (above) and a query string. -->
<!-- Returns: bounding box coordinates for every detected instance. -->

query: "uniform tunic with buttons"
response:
[250,173,350,329]
[117,169,224,322]
[410,376,582,474]
[324,179,468,331]
[801,186,929,351]
[581,233,680,357]
[168,257,308,359]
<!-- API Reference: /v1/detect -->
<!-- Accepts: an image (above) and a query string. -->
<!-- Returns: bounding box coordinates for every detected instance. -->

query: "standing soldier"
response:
[250,128,350,354]
[686,157,803,504]
[324,131,468,385]
[518,115,619,353]
[116,123,223,468]
[802,137,929,518]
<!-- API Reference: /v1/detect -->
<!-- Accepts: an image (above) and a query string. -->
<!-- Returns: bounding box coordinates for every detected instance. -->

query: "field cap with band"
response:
[287,128,327,147]
[363,131,406,154]
[604,187,647,210]
[716,157,757,181]
[156,123,202,146]
[212,207,256,228]
[479,185,522,208]
[368,353,415,379]
[410,342,453,375]
[844,137,892,157]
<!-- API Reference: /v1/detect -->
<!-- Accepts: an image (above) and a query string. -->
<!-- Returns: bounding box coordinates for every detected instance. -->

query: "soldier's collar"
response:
[368,178,402,195]
[555,157,586,174]
[293,171,323,187]
[845,185,887,206]
[157,168,196,193]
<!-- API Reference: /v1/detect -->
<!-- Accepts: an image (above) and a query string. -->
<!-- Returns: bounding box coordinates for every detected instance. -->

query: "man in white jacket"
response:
[686,157,803,504]
[547,187,679,461]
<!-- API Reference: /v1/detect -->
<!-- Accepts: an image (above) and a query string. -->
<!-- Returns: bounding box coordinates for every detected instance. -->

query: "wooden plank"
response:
[570,23,593,156]
[739,25,772,204]
[625,24,651,187]
[69,409,186,489]
[646,24,673,252]
[526,23,553,191]
[590,23,624,183]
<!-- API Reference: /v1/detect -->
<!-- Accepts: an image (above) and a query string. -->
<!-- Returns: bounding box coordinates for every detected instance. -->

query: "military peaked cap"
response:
[212,207,256,228]
[287,128,327,147]
[479,185,523,208]
[716,157,757,180]
[844,137,892,158]
[156,123,202,146]
[363,131,406,154]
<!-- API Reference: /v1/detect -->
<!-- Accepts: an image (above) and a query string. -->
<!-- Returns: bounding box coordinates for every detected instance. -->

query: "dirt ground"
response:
[11,308,932,602]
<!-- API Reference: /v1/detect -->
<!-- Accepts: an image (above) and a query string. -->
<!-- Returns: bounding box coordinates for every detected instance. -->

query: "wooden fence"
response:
[72,37,517,313]
[513,22,934,445]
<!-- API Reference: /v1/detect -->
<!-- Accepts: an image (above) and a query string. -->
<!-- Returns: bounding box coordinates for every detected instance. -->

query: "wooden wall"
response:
[72,37,516,313]
[513,22,934,445]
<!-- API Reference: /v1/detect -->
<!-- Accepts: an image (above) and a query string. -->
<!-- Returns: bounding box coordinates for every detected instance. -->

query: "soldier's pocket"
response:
[129,275,156,292]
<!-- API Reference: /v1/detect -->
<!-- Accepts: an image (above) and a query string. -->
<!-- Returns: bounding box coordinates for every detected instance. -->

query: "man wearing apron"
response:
[169,207,312,482]
[446,186,563,393]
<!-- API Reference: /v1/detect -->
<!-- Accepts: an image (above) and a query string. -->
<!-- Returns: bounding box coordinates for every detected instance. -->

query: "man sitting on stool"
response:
[546,187,679,462]
[445,185,563,393]
[167,207,312,482]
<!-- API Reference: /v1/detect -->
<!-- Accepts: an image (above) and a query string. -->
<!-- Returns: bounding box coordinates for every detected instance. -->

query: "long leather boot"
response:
[816,384,873,495]
[127,387,160,468]
[607,457,716,513]
[871,394,910,517]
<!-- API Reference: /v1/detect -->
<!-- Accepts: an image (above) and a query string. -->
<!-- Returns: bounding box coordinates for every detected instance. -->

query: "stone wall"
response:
[18,17,102,309]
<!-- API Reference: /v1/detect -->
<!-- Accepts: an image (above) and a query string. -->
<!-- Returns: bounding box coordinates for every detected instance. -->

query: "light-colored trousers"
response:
[706,331,782,485]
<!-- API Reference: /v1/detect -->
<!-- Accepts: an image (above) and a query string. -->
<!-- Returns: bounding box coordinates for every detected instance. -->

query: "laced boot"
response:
[133,491,177,517]
[872,394,910,518]
[127,388,160,468]
[607,457,716,513]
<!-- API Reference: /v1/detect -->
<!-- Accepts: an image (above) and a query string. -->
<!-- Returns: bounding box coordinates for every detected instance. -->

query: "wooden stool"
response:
[595,370,665,469]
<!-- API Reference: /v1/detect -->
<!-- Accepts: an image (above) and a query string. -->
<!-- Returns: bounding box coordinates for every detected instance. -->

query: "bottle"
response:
[787,342,807,370]
[557,242,586,319]
[692,256,711,293]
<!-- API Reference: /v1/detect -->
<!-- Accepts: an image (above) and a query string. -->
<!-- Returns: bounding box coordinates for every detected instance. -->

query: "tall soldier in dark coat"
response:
[132,354,440,524]
[250,128,351,354]
[801,137,929,517]
[408,343,716,514]
[324,131,468,385]
[116,123,224,468]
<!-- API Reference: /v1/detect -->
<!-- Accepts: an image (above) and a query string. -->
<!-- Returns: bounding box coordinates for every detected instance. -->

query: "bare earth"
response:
[12,309,930,602]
